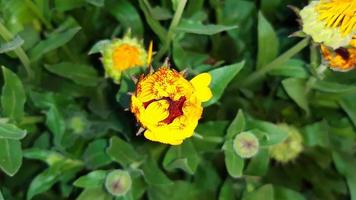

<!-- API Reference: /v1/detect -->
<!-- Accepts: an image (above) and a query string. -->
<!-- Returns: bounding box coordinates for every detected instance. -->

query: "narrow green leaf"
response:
[247,119,288,146]
[312,80,356,94]
[29,25,81,61]
[0,123,27,140]
[88,39,111,55]
[332,152,356,200]
[83,139,112,169]
[86,0,104,7]
[282,78,310,115]
[274,186,306,200]
[226,109,246,139]
[0,139,22,176]
[219,179,235,200]
[257,11,279,69]
[76,187,112,200]
[1,66,26,122]
[269,59,309,78]
[106,0,143,36]
[107,136,144,167]
[176,19,238,35]
[0,189,3,200]
[340,94,356,128]
[205,61,245,106]
[46,105,66,146]
[142,158,173,186]
[44,62,100,87]
[0,35,24,53]
[74,170,107,188]
[302,120,329,147]
[223,140,244,178]
[245,149,270,176]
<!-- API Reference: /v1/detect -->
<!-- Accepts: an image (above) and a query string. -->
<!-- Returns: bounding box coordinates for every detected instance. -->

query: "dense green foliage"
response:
[0,0,356,200]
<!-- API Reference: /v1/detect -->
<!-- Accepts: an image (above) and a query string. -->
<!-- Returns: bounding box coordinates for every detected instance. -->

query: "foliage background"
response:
[0,0,356,199]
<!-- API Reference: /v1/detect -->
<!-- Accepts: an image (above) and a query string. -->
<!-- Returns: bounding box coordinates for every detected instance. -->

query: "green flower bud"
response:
[233,131,259,158]
[105,170,132,197]
[269,123,303,163]
[67,113,89,135]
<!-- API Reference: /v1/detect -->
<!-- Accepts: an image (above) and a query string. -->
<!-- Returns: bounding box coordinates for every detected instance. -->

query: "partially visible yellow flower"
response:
[102,34,148,83]
[130,66,212,145]
[269,124,303,163]
[300,0,355,49]
[320,37,356,71]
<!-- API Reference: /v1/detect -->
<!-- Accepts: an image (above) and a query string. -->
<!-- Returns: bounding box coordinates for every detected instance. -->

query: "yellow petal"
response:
[190,73,211,88]
[140,100,169,125]
[144,129,183,145]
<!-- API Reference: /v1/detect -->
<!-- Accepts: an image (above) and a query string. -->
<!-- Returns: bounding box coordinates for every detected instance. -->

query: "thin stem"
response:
[154,0,187,61]
[24,0,53,29]
[0,21,34,79]
[19,116,45,126]
[241,38,310,87]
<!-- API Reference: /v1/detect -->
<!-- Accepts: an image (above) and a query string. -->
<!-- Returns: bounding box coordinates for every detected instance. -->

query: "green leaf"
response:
[138,0,167,43]
[312,80,356,94]
[332,152,356,200]
[44,62,100,87]
[205,61,245,106]
[142,158,173,186]
[243,184,274,200]
[219,179,235,200]
[247,119,288,146]
[1,66,26,122]
[29,22,81,61]
[302,120,329,147]
[257,11,279,69]
[83,139,112,169]
[282,78,310,115]
[76,187,112,200]
[245,149,270,176]
[0,189,3,200]
[269,59,309,78]
[0,139,22,176]
[339,94,356,128]
[226,109,246,139]
[0,122,27,140]
[0,35,24,53]
[54,0,85,12]
[176,19,238,35]
[88,39,111,55]
[106,0,143,36]
[86,0,104,7]
[274,186,306,200]
[106,136,144,167]
[223,140,244,178]
[46,105,66,147]
[74,170,107,188]
[163,140,200,175]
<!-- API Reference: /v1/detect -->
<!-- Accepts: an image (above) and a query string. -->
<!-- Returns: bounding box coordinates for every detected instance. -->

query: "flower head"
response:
[320,37,356,71]
[233,131,259,158]
[130,66,212,145]
[102,34,149,83]
[269,124,303,163]
[105,170,132,197]
[300,0,355,49]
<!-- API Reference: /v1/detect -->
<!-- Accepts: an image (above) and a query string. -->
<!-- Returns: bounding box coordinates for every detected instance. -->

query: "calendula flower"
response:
[130,66,212,145]
[320,37,356,71]
[102,34,151,83]
[300,0,355,49]
[269,124,303,163]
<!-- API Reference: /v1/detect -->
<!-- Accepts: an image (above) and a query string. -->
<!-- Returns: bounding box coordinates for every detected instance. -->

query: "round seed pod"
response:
[233,131,259,158]
[105,170,132,197]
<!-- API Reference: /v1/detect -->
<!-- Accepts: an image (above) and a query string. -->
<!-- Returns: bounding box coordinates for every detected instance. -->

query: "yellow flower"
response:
[320,37,356,71]
[130,66,212,145]
[300,0,355,49]
[102,35,148,83]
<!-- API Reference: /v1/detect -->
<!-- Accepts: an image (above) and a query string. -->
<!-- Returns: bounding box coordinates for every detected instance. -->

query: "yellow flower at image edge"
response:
[300,0,355,49]
[321,42,356,71]
[102,36,147,83]
[130,67,212,145]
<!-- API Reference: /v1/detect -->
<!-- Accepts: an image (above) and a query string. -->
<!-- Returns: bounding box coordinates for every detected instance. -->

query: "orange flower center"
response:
[112,44,143,71]
[143,96,186,124]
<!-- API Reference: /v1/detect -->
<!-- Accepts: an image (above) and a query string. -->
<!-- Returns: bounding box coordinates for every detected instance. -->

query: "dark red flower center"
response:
[143,96,186,124]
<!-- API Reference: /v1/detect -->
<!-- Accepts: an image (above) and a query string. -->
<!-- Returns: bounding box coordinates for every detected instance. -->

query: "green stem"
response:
[0,21,34,79]
[154,0,187,62]
[24,0,53,29]
[20,116,45,126]
[241,38,310,87]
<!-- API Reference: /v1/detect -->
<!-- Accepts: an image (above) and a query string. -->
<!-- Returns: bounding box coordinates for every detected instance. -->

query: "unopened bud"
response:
[105,170,132,197]
[233,131,259,158]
